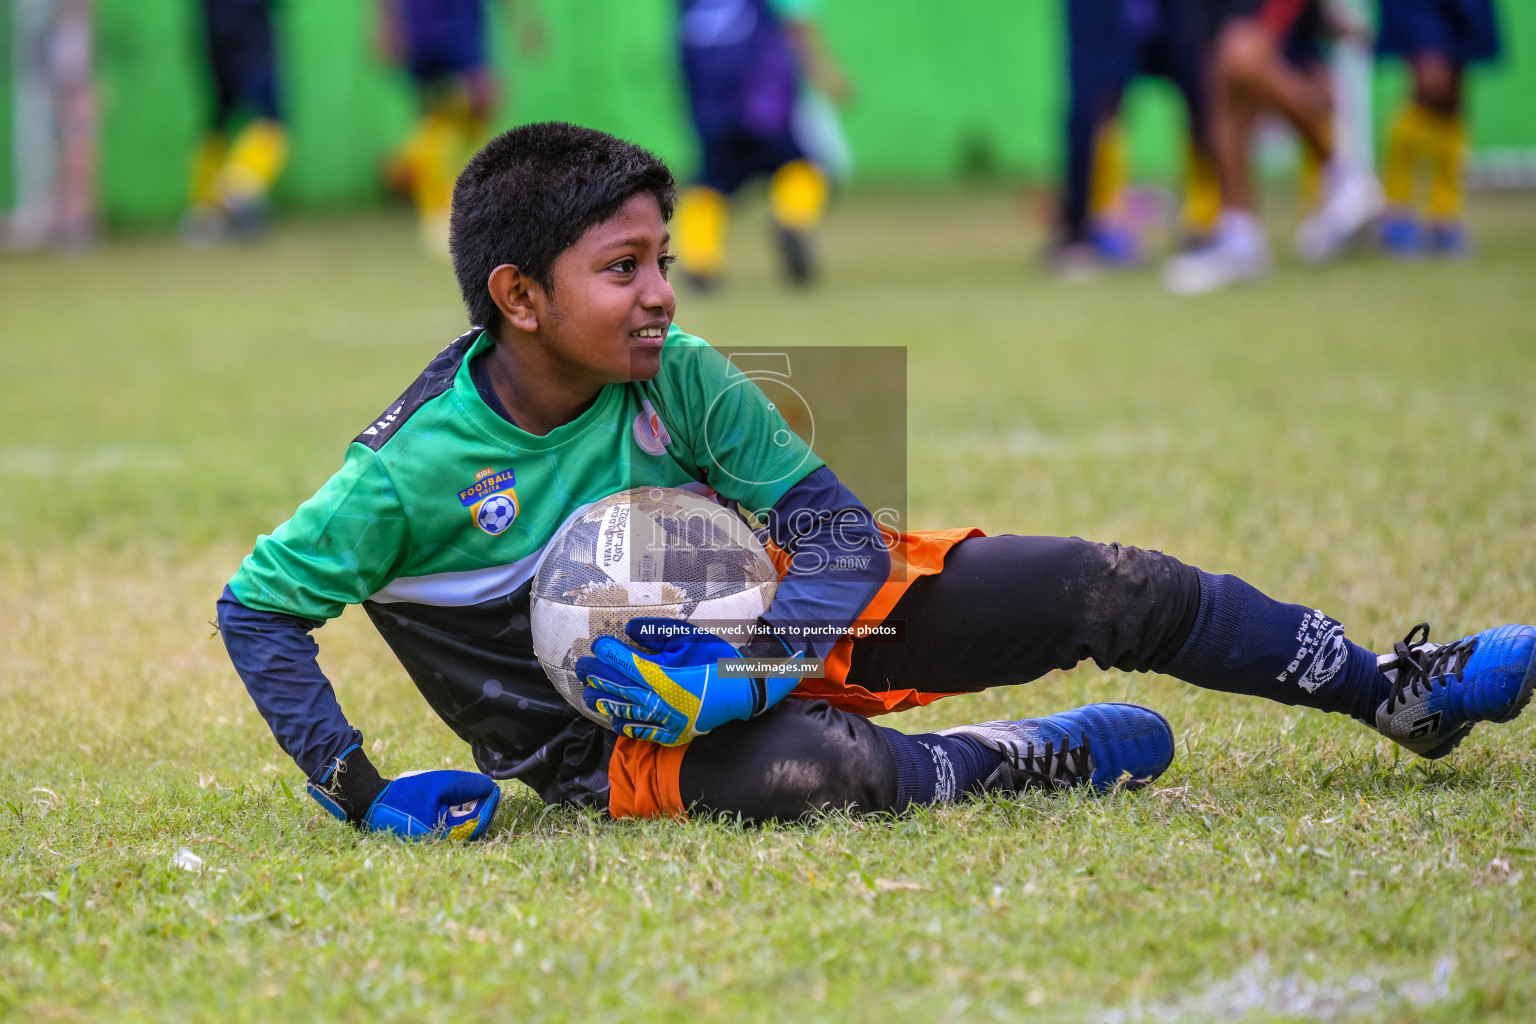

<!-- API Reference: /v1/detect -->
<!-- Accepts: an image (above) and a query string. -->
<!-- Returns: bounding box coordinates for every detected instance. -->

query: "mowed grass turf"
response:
[2,190,1535,1023]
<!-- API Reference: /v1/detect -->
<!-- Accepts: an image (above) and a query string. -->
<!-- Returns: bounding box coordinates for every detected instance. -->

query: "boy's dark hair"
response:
[450,122,677,332]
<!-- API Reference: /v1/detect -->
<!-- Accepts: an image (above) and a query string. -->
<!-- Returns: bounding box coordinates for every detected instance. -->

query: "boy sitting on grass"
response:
[218,122,1535,839]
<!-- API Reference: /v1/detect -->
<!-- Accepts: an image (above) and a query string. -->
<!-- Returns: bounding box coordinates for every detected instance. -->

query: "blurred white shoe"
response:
[1163,211,1272,295]
[1294,162,1384,264]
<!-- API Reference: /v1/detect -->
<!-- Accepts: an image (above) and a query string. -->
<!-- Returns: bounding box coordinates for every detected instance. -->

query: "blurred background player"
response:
[1049,0,1219,277]
[1376,0,1501,259]
[1165,0,1383,295]
[183,0,289,244]
[785,0,854,189]
[378,0,545,257]
[673,0,851,289]
[7,0,97,251]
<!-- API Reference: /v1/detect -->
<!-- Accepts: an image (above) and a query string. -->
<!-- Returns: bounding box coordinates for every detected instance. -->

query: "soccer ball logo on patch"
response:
[476,493,518,535]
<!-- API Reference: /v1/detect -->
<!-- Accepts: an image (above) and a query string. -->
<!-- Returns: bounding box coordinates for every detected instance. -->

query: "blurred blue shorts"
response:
[203,0,281,126]
[1377,0,1501,65]
[399,0,488,83]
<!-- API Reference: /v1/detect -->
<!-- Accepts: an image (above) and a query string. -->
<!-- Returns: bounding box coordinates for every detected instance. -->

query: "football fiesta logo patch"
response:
[632,398,672,456]
[460,467,519,536]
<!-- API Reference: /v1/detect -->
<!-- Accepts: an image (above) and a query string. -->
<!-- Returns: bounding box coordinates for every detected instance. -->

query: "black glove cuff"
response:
[317,746,389,825]
[741,620,797,715]
[739,632,794,660]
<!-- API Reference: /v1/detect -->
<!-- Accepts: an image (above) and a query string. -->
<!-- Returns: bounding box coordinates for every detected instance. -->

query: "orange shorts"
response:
[607,527,983,819]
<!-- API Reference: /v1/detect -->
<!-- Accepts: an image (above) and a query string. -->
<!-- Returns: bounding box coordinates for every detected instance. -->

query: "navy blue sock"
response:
[1163,571,1390,724]
[878,727,1005,808]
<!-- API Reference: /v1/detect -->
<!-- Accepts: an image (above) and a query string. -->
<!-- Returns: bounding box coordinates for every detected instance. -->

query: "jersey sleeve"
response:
[760,465,890,660]
[228,442,412,620]
[648,329,825,515]
[217,586,362,782]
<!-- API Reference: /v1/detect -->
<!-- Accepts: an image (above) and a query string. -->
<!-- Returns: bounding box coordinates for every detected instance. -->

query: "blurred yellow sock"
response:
[769,160,828,231]
[399,110,458,257]
[386,115,432,194]
[1181,142,1220,237]
[407,112,456,213]
[1089,122,1127,220]
[675,186,729,278]
[1423,110,1466,221]
[216,119,289,205]
[189,132,228,209]
[444,92,489,164]
[1383,102,1431,208]
[1298,144,1322,212]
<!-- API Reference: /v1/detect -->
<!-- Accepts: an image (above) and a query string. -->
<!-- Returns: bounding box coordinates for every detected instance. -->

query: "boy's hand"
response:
[306,746,501,841]
[361,771,501,840]
[576,618,802,746]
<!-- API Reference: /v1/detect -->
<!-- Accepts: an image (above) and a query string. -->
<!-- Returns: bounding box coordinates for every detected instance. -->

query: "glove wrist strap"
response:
[313,745,389,825]
[741,620,799,716]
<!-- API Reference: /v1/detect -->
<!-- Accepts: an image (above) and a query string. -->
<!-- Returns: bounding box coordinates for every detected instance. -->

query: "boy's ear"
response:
[487,264,541,333]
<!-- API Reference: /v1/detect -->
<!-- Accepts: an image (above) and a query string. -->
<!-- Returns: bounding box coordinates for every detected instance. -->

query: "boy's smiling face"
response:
[489,192,676,397]
[548,192,676,384]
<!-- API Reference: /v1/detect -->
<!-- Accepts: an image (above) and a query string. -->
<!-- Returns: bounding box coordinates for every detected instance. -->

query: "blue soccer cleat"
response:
[1426,221,1472,261]
[1378,211,1425,259]
[1088,221,1144,268]
[939,702,1174,794]
[1374,623,1536,759]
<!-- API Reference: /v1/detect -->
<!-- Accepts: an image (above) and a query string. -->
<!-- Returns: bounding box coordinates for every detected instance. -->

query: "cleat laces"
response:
[1385,622,1477,716]
[1012,736,1094,789]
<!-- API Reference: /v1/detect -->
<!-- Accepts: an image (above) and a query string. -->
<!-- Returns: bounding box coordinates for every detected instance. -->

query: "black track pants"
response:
[677,535,1202,822]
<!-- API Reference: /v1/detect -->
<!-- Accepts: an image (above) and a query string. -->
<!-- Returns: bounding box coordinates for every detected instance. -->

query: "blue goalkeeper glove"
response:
[305,745,501,841]
[576,617,803,746]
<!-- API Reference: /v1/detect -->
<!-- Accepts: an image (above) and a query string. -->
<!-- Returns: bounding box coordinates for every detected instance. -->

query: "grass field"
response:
[3,190,1535,1023]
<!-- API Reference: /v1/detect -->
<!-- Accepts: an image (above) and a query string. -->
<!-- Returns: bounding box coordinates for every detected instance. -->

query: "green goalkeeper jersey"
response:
[228,325,821,803]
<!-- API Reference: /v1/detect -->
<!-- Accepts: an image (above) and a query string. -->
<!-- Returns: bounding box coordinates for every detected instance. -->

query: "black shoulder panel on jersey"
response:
[353,328,482,450]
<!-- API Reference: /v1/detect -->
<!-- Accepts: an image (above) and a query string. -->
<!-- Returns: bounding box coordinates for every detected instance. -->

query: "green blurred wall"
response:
[3,0,1533,226]
[1,0,12,211]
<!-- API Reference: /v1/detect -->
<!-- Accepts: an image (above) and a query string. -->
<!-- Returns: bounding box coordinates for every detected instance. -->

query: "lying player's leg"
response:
[602,535,1197,821]
[679,700,899,818]
[608,696,1175,823]
[845,536,1200,694]
[862,535,1534,759]
[602,534,1534,821]
[831,533,1534,779]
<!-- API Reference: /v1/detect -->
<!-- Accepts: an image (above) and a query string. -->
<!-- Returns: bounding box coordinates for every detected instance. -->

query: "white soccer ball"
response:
[531,487,779,730]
